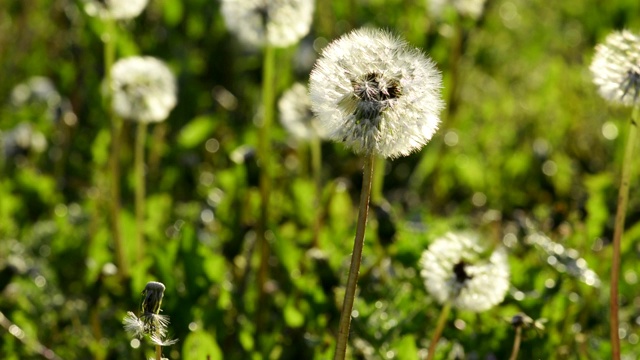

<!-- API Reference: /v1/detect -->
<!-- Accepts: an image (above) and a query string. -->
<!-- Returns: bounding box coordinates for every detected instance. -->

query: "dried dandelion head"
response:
[309,28,444,159]
[110,56,177,123]
[123,281,176,346]
[278,82,327,141]
[83,0,149,20]
[419,232,510,312]
[428,0,487,20]
[590,30,640,107]
[221,0,314,48]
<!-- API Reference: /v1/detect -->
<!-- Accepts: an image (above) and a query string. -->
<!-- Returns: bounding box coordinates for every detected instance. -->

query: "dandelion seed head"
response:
[278,82,327,141]
[83,0,148,20]
[221,0,314,48]
[142,281,166,315]
[428,0,487,20]
[123,311,146,338]
[419,232,510,312]
[309,28,444,159]
[110,56,177,123]
[590,30,640,107]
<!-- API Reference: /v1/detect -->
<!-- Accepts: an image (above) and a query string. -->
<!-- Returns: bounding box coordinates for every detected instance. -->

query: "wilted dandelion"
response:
[110,56,177,123]
[311,28,444,360]
[278,82,327,141]
[220,0,314,48]
[309,28,444,159]
[82,0,149,20]
[590,29,640,360]
[590,30,640,107]
[428,0,487,20]
[123,282,176,359]
[420,232,509,312]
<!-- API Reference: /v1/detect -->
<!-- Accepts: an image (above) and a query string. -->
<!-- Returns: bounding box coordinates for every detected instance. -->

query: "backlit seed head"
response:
[590,30,640,107]
[309,28,444,159]
[83,0,148,20]
[221,0,314,48]
[419,232,510,312]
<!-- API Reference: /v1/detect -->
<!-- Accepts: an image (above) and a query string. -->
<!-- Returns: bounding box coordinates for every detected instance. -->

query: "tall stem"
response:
[104,18,127,277]
[426,302,452,360]
[135,122,148,262]
[256,44,276,335]
[610,106,638,360]
[371,156,385,204]
[334,153,375,360]
[155,344,162,360]
[508,326,523,360]
[311,135,322,248]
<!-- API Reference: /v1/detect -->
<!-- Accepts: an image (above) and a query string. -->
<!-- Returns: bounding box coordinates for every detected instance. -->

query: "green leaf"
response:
[163,0,184,27]
[394,334,419,360]
[182,331,222,360]
[177,115,217,148]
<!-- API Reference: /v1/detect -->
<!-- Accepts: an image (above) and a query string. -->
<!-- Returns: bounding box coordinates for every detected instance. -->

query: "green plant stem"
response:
[509,326,522,360]
[311,135,322,248]
[426,302,452,360]
[135,122,148,262]
[256,44,276,335]
[610,106,639,360]
[103,18,127,277]
[371,156,385,204]
[155,344,162,360]
[334,153,375,360]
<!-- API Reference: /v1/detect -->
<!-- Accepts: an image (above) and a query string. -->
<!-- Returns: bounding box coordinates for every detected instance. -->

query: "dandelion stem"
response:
[426,302,452,360]
[509,326,523,360]
[311,135,322,248]
[135,122,148,262]
[257,44,276,335]
[334,153,375,360]
[103,18,127,278]
[610,105,639,360]
[371,156,385,204]
[155,344,162,360]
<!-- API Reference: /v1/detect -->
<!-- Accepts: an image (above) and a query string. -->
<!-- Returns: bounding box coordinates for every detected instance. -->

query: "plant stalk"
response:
[334,153,375,360]
[426,302,452,360]
[135,122,148,262]
[610,106,638,360]
[311,135,322,248]
[508,326,523,360]
[155,344,162,360]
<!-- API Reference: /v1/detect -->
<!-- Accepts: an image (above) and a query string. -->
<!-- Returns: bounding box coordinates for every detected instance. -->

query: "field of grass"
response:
[1,0,640,359]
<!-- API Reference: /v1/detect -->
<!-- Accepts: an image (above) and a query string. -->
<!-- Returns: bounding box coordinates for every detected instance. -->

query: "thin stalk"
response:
[371,156,385,204]
[334,153,375,360]
[311,135,322,248]
[426,302,452,360]
[508,326,523,360]
[135,122,148,262]
[256,44,276,334]
[610,106,639,360]
[103,18,127,277]
[155,345,162,360]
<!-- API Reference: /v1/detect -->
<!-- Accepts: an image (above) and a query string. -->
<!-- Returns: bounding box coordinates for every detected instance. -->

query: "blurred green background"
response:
[1,0,640,359]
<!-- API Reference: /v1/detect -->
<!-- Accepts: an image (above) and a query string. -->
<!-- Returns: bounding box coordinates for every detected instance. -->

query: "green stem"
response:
[103,18,127,277]
[371,156,385,204]
[334,153,375,360]
[135,122,148,262]
[311,135,322,248]
[610,106,639,360]
[155,344,162,360]
[508,326,522,360]
[426,302,452,360]
[256,44,276,335]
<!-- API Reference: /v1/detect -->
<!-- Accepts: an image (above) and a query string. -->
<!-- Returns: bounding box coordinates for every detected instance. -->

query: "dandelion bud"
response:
[590,30,640,107]
[309,28,444,159]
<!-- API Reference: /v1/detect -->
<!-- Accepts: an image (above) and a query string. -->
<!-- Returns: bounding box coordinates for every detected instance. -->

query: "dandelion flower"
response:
[428,0,487,20]
[83,0,149,20]
[590,30,640,107]
[419,232,510,312]
[123,281,175,342]
[220,0,314,48]
[110,56,177,123]
[309,28,444,159]
[278,82,327,141]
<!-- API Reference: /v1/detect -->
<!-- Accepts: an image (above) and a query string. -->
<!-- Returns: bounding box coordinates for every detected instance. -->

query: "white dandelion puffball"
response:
[83,0,149,20]
[278,82,327,141]
[590,30,640,107]
[220,0,314,48]
[419,232,510,312]
[110,56,177,123]
[428,0,487,20]
[309,28,444,159]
